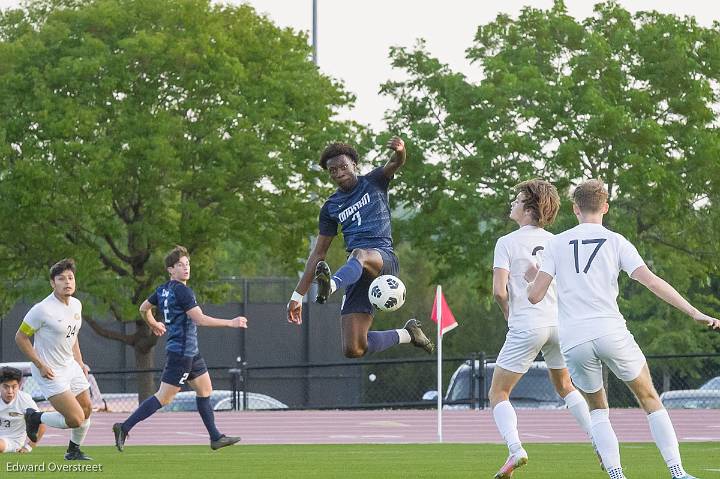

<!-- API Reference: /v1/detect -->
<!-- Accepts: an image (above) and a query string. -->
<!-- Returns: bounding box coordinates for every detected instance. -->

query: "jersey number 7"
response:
[569,238,606,273]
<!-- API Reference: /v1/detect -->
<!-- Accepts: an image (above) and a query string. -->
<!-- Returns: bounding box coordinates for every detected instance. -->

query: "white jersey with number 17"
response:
[539,223,645,352]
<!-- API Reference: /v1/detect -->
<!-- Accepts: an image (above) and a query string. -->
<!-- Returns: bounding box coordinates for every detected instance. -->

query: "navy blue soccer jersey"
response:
[319,166,394,252]
[148,280,199,357]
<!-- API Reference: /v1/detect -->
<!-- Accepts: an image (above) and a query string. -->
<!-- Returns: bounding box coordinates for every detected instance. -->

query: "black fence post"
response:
[470,353,477,410]
[229,357,243,411]
[241,360,249,411]
[478,351,486,410]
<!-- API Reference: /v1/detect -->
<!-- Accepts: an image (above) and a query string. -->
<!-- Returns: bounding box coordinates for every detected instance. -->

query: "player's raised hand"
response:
[287,299,302,325]
[229,316,248,328]
[692,312,720,330]
[149,320,166,336]
[387,136,405,153]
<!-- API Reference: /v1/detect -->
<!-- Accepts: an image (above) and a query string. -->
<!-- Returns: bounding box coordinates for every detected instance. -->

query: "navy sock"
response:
[122,395,162,434]
[366,330,400,353]
[196,396,222,442]
[332,257,364,290]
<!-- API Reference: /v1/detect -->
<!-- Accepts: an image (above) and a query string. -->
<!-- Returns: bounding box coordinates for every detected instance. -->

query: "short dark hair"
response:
[49,258,76,280]
[0,367,22,384]
[164,245,189,268]
[319,142,359,170]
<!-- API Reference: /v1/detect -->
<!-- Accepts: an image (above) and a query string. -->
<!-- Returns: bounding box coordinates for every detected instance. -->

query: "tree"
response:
[381,0,720,354]
[0,0,359,399]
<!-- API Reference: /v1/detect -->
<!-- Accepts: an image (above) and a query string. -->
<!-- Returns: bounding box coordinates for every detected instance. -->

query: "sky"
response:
[1,0,719,130]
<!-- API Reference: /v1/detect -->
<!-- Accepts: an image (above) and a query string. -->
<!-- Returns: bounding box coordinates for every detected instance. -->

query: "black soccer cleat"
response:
[210,434,241,450]
[404,319,435,354]
[64,449,93,460]
[112,423,128,452]
[314,261,332,304]
[24,408,41,443]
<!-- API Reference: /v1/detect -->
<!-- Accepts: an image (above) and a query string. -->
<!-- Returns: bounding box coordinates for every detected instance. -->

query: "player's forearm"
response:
[14,332,44,369]
[494,295,510,322]
[645,275,698,317]
[193,315,230,327]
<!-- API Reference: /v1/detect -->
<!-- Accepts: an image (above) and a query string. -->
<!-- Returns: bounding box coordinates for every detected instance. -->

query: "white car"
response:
[660,376,720,409]
[423,360,565,409]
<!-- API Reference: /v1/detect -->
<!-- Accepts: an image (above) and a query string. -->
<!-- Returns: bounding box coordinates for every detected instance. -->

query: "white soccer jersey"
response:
[22,293,83,371]
[539,223,645,351]
[493,225,558,331]
[0,390,38,443]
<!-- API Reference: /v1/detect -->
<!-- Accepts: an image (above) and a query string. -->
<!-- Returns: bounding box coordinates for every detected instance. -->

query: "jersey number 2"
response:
[569,238,606,273]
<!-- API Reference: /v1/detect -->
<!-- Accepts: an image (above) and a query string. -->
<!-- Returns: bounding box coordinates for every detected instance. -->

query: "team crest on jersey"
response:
[74,313,81,321]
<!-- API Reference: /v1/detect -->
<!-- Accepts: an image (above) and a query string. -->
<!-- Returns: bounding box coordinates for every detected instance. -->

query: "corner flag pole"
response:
[436,285,443,443]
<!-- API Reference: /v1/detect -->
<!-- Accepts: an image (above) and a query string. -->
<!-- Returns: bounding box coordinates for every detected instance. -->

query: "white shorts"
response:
[496,326,566,374]
[564,329,646,393]
[31,361,90,399]
[0,436,23,453]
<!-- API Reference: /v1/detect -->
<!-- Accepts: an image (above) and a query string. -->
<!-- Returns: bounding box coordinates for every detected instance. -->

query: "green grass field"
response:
[1,443,718,478]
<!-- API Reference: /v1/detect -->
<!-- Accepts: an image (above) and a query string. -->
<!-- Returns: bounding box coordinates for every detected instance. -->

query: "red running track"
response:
[35,409,720,447]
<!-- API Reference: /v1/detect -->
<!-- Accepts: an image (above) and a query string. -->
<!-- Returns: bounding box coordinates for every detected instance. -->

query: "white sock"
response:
[590,408,621,472]
[330,279,337,294]
[493,400,522,454]
[564,390,593,437]
[396,329,411,344]
[41,412,69,429]
[647,409,686,477]
[607,467,626,479]
[70,418,91,445]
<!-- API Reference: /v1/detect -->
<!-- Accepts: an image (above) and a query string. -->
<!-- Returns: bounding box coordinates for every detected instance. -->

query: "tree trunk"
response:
[82,315,159,403]
[133,320,159,403]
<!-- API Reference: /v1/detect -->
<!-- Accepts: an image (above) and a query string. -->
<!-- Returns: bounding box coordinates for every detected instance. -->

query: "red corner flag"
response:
[431,286,458,335]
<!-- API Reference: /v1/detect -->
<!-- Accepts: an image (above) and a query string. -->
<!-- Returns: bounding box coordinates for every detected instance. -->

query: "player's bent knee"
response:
[66,415,84,428]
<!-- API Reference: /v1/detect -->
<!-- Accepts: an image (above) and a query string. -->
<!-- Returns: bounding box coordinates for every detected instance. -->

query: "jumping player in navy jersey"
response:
[113,246,247,452]
[287,137,434,358]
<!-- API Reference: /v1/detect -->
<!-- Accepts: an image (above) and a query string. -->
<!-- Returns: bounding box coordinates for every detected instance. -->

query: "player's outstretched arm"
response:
[382,136,406,179]
[139,299,166,336]
[631,265,720,329]
[287,234,334,325]
[492,268,510,322]
[187,307,248,328]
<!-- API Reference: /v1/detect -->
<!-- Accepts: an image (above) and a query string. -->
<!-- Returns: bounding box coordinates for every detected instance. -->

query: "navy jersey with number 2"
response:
[318,167,393,252]
[148,280,199,357]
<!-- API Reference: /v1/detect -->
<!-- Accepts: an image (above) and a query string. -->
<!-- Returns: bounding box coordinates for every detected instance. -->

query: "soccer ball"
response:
[368,275,406,312]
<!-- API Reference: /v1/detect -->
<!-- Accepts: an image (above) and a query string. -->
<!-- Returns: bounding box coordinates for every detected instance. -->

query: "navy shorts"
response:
[341,248,399,316]
[161,352,208,387]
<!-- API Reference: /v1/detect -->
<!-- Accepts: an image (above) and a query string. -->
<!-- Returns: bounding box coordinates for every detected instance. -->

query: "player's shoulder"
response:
[69,296,82,310]
[16,390,34,404]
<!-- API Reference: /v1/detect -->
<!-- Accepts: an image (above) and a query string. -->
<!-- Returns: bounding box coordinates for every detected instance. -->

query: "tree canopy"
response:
[381,0,720,354]
[0,0,360,393]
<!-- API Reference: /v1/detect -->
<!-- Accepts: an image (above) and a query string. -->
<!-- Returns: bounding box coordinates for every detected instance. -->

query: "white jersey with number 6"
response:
[493,225,557,332]
[22,293,83,371]
[539,223,645,352]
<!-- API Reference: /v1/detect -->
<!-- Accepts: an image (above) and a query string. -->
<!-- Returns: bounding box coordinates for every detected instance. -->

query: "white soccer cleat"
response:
[494,449,528,479]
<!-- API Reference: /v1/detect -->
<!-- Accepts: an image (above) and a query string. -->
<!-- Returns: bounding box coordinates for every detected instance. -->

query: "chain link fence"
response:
[12,353,720,412]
